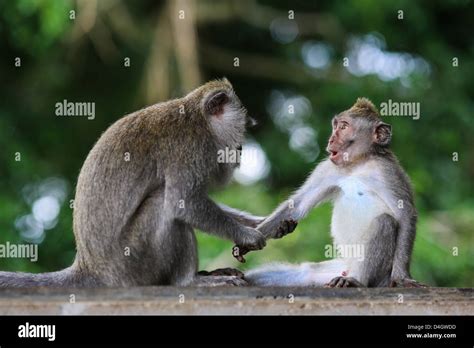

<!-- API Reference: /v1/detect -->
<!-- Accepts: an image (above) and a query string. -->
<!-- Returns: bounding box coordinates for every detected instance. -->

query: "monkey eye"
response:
[338,121,349,130]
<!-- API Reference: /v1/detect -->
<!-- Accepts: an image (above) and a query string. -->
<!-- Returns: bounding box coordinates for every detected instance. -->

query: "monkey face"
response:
[327,109,392,166]
[204,88,248,156]
[327,114,357,165]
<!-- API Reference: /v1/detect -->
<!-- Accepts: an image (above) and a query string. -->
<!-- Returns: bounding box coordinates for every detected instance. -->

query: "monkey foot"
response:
[193,275,248,287]
[198,268,244,278]
[390,278,428,288]
[325,276,363,288]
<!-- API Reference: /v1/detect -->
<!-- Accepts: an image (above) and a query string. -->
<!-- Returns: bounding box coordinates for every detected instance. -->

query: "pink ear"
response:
[205,91,228,116]
[374,122,392,146]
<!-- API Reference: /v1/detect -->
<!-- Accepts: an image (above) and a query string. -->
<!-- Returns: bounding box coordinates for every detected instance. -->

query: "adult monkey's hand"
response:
[232,244,251,263]
[232,219,298,262]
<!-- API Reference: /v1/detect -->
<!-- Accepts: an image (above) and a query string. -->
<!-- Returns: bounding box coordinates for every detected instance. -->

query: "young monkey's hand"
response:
[273,219,298,239]
[231,219,298,262]
[257,218,298,240]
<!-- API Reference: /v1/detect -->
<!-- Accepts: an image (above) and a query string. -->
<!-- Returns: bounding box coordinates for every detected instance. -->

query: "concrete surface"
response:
[0,287,471,315]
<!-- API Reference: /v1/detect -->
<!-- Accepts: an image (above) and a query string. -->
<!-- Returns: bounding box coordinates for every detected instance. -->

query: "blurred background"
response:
[0,0,473,287]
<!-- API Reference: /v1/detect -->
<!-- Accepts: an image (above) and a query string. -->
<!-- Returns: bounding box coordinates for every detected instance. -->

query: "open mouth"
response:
[329,150,338,159]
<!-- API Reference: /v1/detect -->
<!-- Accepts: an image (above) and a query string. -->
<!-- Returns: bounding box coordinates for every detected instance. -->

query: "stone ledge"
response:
[0,287,471,315]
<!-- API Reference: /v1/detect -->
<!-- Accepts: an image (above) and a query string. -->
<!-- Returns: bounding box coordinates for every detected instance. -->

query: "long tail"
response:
[0,266,82,288]
[245,260,347,287]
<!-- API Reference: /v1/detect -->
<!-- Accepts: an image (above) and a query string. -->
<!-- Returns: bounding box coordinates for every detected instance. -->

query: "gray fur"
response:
[0,79,265,288]
[379,153,417,281]
[362,213,398,287]
[248,98,419,287]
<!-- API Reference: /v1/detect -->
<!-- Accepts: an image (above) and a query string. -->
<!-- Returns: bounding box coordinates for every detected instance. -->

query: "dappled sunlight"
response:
[233,140,271,185]
[345,33,431,86]
[301,41,332,70]
[15,178,68,244]
[267,90,320,162]
[270,17,298,44]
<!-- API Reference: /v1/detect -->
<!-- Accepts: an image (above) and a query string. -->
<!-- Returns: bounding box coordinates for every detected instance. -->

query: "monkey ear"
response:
[374,122,392,146]
[205,91,229,116]
[222,77,231,85]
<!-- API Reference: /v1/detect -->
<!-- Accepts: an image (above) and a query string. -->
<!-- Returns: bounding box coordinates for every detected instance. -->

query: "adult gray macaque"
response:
[0,79,266,288]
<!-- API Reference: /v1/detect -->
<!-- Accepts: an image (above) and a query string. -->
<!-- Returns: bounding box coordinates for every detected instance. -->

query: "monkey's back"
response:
[71,101,217,280]
[72,106,167,274]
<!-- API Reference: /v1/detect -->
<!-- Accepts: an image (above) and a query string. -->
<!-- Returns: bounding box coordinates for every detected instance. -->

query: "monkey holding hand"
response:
[237,98,426,288]
[0,78,267,288]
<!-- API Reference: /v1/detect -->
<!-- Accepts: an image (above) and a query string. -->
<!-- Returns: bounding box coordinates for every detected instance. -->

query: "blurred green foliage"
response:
[0,0,472,287]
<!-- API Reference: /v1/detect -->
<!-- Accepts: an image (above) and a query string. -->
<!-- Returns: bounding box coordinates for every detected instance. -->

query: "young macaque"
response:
[240,98,425,288]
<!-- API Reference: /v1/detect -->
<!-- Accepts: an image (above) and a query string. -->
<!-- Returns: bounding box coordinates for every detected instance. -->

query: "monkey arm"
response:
[168,187,266,250]
[218,204,266,228]
[174,193,242,239]
[257,160,340,239]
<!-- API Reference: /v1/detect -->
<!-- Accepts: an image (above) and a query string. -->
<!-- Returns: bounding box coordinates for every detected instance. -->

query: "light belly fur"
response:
[330,177,391,277]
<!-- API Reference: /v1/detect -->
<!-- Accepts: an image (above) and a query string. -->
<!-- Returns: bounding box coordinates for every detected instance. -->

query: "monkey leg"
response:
[198,268,244,278]
[363,213,399,287]
[338,214,399,287]
[166,223,200,286]
[191,275,248,287]
[328,213,398,288]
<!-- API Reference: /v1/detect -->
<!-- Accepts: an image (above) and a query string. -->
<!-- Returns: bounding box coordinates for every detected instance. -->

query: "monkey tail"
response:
[245,260,347,287]
[245,262,316,287]
[0,266,84,288]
